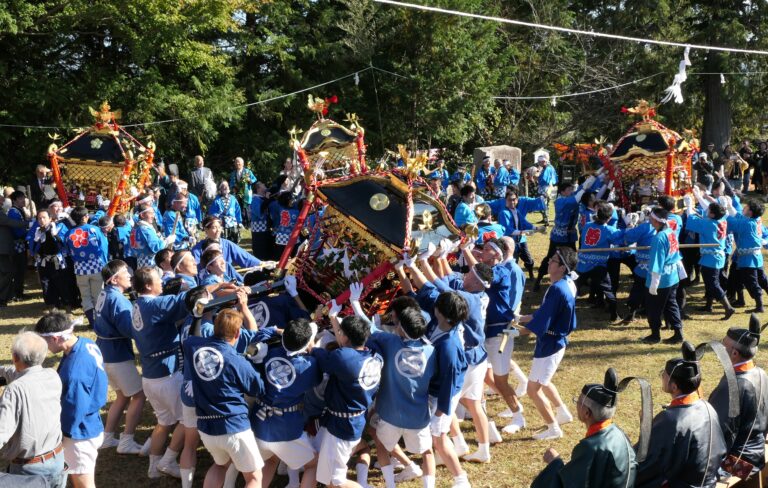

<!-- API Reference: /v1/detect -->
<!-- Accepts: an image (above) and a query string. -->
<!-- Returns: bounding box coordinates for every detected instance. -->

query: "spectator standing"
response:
[754,142,768,194]
[0,203,27,307]
[724,145,749,192]
[229,157,257,226]
[189,155,216,209]
[0,332,66,488]
[7,190,30,302]
[537,155,558,226]
[504,159,521,186]
[475,157,495,198]
[739,140,754,192]
[492,158,512,198]
[30,165,55,208]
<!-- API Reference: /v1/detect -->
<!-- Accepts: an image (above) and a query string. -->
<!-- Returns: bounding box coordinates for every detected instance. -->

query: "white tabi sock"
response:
[161,448,179,464]
[451,433,468,450]
[423,474,436,488]
[180,468,195,488]
[149,454,161,472]
[288,468,300,486]
[223,463,239,488]
[453,473,470,486]
[477,442,490,458]
[382,464,396,488]
[356,462,369,486]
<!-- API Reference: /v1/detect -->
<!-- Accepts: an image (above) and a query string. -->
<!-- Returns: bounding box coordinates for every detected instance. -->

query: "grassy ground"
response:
[0,217,761,487]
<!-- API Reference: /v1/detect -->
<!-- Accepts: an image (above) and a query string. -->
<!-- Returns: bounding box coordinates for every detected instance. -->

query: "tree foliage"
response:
[1,0,767,185]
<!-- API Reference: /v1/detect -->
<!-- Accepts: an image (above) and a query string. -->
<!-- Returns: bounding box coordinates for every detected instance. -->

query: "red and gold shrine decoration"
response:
[604,100,697,211]
[46,101,155,216]
[277,98,468,320]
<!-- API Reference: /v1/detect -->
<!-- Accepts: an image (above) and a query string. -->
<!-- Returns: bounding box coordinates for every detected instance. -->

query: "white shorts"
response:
[529,348,566,386]
[428,394,461,437]
[257,432,316,470]
[142,372,183,426]
[181,404,197,430]
[376,419,431,454]
[485,336,514,377]
[199,429,264,473]
[459,360,487,401]
[316,427,357,486]
[63,433,103,475]
[104,360,143,397]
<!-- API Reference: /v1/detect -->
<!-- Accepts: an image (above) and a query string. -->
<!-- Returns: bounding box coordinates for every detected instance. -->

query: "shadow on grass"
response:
[0,301,47,327]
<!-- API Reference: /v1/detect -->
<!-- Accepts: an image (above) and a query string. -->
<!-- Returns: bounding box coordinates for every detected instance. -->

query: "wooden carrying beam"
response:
[578,243,720,253]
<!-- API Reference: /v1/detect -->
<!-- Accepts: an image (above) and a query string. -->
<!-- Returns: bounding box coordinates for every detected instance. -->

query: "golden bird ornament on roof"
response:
[418,210,434,232]
[397,144,434,178]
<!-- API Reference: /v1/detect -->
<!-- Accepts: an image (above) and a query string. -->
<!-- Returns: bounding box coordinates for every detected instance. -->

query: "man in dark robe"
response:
[636,342,727,488]
[710,313,768,484]
[531,368,637,488]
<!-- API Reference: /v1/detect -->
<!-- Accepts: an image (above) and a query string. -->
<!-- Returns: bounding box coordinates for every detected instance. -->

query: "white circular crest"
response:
[358,355,383,390]
[394,348,427,379]
[193,347,225,382]
[265,357,296,390]
[131,303,144,331]
[251,301,271,328]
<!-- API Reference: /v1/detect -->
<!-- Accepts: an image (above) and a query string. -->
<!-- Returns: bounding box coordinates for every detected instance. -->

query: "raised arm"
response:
[395,259,415,294]
[236,287,257,330]
[284,275,308,312]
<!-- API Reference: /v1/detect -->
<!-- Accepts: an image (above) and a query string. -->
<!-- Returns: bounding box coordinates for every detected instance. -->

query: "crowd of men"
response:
[0,147,767,488]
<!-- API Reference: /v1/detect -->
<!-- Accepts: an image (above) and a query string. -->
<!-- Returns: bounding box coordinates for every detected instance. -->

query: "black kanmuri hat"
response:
[665,340,741,418]
[727,313,762,350]
[581,368,653,462]
[665,341,700,382]
[582,368,618,408]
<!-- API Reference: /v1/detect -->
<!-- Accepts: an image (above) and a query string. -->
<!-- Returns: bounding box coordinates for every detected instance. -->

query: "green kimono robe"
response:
[531,423,637,488]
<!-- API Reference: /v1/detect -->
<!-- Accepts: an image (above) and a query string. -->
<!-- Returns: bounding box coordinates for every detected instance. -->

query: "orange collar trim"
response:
[670,392,700,407]
[585,419,613,438]
[734,360,755,373]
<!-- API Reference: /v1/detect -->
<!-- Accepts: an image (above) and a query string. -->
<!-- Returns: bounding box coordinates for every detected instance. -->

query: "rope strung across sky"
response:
[373,0,768,56]
[0,67,765,130]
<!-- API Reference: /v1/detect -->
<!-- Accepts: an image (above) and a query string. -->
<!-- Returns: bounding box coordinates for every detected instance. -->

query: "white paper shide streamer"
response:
[661,47,691,104]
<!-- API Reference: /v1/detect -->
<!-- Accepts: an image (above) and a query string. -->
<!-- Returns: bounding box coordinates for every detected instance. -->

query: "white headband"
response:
[38,325,75,338]
[107,266,129,285]
[139,207,155,217]
[650,212,667,224]
[136,195,153,206]
[283,322,318,357]
[203,242,222,253]
[206,255,225,270]
[204,218,221,229]
[173,252,191,273]
[555,248,573,275]
[486,242,503,259]
[471,266,491,289]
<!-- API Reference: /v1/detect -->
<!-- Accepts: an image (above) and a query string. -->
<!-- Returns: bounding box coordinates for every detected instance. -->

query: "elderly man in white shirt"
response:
[0,332,65,488]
